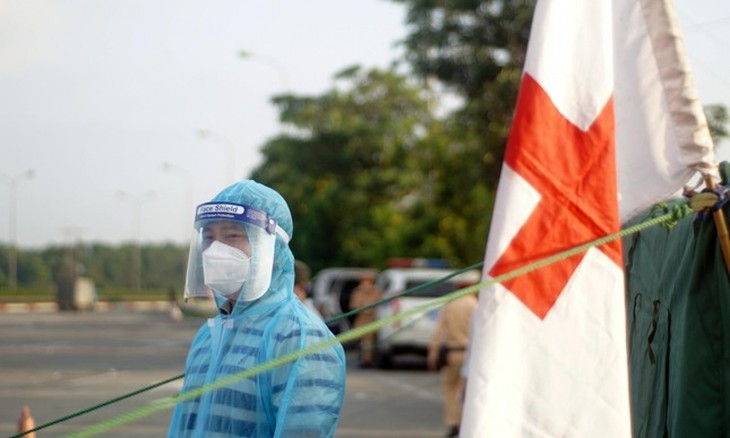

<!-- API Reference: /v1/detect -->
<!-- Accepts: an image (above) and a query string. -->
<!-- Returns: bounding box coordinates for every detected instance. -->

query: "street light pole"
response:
[198,129,236,183]
[238,50,291,91]
[238,50,292,136]
[116,190,156,292]
[160,162,193,242]
[0,169,35,291]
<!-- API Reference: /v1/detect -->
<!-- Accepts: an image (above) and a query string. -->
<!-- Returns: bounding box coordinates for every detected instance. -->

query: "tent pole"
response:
[705,175,730,276]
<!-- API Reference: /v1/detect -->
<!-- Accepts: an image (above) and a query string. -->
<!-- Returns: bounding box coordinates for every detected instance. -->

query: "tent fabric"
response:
[623,202,730,437]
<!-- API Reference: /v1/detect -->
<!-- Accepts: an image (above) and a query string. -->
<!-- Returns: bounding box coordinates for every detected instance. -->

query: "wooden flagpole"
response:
[705,175,730,276]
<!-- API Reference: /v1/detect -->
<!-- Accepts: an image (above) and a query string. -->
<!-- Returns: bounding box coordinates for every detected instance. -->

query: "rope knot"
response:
[671,203,692,222]
[649,201,691,231]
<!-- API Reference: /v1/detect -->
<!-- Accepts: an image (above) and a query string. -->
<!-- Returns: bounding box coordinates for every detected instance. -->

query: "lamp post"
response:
[160,162,193,241]
[0,169,35,291]
[238,50,291,91]
[238,51,292,136]
[116,190,155,292]
[198,129,236,183]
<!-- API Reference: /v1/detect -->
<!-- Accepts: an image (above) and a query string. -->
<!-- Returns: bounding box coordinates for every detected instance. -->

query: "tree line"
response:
[2,0,728,290]
[0,243,187,293]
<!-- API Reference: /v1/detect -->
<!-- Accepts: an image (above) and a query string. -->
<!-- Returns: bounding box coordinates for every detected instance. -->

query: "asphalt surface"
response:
[0,308,194,437]
[0,306,445,438]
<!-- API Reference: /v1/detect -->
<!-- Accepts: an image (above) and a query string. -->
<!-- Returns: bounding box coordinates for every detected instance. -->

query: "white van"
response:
[373,266,480,368]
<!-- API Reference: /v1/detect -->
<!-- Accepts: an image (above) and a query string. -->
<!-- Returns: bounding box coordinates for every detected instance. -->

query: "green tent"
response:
[624,200,730,437]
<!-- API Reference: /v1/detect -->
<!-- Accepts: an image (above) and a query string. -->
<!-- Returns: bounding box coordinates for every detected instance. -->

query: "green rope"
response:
[11,265,482,438]
[11,205,691,438]
[64,282,493,438]
[9,374,184,438]
[649,201,692,230]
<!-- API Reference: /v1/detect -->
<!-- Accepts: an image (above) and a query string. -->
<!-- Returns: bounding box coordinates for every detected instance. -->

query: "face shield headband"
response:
[184,202,290,304]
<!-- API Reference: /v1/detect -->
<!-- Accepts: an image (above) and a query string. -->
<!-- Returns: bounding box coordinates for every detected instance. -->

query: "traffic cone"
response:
[17,405,37,438]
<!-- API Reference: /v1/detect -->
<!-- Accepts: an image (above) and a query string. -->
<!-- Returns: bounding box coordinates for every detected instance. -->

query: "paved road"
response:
[0,309,445,437]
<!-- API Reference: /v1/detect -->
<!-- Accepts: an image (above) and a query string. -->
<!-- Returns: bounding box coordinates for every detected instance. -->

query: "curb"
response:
[0,301,172,314]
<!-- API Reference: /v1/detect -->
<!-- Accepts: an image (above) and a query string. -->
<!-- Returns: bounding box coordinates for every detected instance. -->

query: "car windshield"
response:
[405,280,459,298]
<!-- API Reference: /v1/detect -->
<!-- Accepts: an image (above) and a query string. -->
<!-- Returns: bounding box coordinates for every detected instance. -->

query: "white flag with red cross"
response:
[460,0,716,436]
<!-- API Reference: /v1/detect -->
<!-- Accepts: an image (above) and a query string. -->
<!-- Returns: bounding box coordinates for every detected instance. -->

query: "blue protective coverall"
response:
[168,180,347,437]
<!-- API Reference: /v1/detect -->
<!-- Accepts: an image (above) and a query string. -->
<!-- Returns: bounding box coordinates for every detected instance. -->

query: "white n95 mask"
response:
[202,240,251,298]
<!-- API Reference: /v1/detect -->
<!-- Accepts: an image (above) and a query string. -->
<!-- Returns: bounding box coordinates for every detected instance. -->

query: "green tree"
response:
[706,104,729,147]
[16,251,52,288]
[381,0,536,264]
[140,244,187,290]
[393,0,535,184]
[251,0,540,271]
[251,67,438,271]
[0,247,7,287]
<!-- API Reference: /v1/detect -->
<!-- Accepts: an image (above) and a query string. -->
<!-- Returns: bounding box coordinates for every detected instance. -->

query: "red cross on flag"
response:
[461,0,716,436]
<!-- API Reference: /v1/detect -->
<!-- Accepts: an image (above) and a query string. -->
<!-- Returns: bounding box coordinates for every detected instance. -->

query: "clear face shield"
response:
[184,202,287,303]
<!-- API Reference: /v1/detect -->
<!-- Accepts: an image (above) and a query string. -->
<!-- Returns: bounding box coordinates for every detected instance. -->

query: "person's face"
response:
[202,221,251,255]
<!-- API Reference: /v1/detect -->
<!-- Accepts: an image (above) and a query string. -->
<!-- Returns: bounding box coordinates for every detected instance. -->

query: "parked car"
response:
[311,267,379,335]
[373,264,481,369]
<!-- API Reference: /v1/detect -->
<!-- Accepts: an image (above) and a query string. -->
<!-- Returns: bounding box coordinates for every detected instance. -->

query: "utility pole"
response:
[116,190,155,292]
[0,170,34,291]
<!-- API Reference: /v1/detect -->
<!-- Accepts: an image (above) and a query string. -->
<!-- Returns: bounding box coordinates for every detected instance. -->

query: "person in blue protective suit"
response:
[167,180,346,438]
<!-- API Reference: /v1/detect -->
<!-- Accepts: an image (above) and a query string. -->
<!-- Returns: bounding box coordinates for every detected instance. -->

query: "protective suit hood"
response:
[183,179,295,315]
[211,180,294,316]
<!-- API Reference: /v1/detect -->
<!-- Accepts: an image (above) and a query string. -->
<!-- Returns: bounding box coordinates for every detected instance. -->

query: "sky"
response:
[1,0,729,249]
